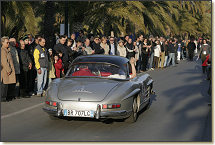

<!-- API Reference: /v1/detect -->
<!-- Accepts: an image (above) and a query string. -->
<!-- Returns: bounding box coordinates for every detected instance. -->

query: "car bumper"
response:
[43,106,131,119]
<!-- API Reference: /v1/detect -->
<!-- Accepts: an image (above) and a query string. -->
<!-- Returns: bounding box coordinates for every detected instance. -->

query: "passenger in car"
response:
[129,57,137,79]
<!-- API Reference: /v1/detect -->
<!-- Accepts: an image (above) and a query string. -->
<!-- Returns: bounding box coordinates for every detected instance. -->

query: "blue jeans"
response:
[149,52,154,69]
[164,56,168,67]
[167,53,175,66]
[37,68,47,95]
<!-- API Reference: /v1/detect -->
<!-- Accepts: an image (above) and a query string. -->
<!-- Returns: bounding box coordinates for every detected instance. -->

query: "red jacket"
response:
[54,58,64,78]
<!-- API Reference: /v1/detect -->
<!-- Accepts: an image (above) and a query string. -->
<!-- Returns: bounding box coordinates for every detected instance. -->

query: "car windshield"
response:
[66,63,128,79]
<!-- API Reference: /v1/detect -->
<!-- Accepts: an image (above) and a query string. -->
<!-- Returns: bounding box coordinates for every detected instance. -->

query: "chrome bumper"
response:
[43,107,58,116]
[43,105,131,119]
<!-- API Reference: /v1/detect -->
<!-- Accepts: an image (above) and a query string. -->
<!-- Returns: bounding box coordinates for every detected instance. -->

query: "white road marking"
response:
[1,103,44,119]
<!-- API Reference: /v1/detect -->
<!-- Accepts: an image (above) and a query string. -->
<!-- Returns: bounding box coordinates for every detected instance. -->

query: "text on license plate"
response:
[64,109,94,117]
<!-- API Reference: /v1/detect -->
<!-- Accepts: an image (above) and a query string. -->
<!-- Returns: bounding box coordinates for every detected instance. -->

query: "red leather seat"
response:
[100,72,112,77]
[72,68,96,76]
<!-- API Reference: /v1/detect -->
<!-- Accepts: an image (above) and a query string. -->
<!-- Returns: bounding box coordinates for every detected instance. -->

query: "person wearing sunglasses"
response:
[108,37,117,55]
[1,36,16,102]
[91,36,104,54]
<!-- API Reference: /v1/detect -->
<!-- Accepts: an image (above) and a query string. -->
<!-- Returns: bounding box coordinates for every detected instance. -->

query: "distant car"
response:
[43,55,154,123]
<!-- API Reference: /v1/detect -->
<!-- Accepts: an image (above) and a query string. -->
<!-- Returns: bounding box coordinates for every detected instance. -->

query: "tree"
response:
[1,1,40,39]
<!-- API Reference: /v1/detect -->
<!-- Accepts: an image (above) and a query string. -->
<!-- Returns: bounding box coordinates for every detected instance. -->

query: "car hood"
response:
[57,78,120,102]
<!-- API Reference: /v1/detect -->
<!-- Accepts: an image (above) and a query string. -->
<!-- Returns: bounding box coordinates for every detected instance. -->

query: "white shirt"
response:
[154,45,161,57]
[110,43,115,55]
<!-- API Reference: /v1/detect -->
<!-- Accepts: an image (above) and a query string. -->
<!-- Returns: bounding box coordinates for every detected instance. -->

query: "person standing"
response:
[9,38,21,99]
[23,35,36,95]
[134,40,140,67]
[1,36,16,101]
[136,35,143,72]
[177,41,182,62]
[141,38,150,71]
[53,35,70,73]
[167,39,176,67]
[47,49,56,85]
[153,40,161,69]
[187,38,196,61]
[148,37,156,70]
[197,38,203,53]
[70,33,76,49]
[33,38,48,97]
[91,36,104,54]
[100,37,110,55]
[199,39,211,74]
[108,37,117,55]
[54,54,64,78]
[124,35,129,46]
[84,38,94,55]
[117,40,127,57]
[125,38,136,60]
[19,40,32,97]
[159,38,165,68]
[163,40,169,67]
[181,39,186,60]
[76,30,86,43]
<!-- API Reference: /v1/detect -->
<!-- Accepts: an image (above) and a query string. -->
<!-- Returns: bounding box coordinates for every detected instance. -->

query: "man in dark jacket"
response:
[187,38,196,61]
[91,36,104,54]
[19,40,32,97]
[22,35,36,95]
[167,39,176,67]
[53,35,70,73]
[108,37,117,55]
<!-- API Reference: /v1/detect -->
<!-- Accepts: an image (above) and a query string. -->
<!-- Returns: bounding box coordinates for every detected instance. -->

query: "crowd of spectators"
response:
[1,30,211,102]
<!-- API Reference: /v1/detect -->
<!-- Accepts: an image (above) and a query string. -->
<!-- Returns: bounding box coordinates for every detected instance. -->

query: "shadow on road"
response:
[162,72,211,141]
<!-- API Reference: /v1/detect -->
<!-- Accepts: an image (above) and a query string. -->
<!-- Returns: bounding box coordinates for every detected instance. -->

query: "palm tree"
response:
[1,1,40,39]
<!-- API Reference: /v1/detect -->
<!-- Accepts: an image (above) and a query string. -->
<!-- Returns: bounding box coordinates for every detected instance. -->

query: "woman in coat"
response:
[199,39,211,73]
[117,40,127,57]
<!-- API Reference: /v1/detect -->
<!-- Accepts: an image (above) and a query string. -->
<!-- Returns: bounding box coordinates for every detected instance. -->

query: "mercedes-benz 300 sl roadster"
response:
[43,55,154,123]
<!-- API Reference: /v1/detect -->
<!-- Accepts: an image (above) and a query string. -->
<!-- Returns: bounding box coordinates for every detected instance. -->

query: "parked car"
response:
[43,55,154,123]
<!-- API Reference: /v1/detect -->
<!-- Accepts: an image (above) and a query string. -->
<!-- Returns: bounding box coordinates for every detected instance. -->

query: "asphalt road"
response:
[1,58,212,142]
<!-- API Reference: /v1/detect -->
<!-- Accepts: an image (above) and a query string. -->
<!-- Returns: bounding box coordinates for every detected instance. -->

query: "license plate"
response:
[63,109,94,118]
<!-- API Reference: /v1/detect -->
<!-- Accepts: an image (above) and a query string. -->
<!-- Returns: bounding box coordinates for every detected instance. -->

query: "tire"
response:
[125,97,138,123]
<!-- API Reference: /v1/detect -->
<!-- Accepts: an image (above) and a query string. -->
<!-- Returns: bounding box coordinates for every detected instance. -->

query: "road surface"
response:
[1,59,212,142]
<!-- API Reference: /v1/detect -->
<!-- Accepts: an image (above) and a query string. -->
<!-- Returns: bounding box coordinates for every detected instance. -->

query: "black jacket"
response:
[168,43,176,53]
[19,49,32,72]
[91,42,104,54]
[160,42,165,52]
[53,43,69,63]
[187,42,196,52]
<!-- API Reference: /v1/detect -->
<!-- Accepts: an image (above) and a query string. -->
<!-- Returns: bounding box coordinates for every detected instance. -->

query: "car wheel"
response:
[125,97,138,123]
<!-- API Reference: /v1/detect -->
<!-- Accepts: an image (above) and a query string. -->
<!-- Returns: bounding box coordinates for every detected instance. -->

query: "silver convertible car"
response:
[43,55,154,123]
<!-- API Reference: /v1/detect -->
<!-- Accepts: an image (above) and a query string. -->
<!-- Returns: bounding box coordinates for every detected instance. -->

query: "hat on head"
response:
[48,48,52,52]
